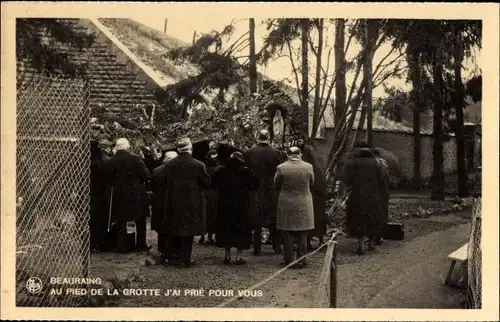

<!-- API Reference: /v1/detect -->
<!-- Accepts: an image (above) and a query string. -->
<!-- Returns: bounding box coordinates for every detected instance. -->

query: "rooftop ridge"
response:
[89,18,175,87]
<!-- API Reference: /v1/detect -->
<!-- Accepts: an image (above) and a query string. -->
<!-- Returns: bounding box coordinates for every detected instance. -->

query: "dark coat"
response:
[150,162,167,233]
[159,152,211,236]
[244,143,284,227]
[300,144,327,236]
[275,158,315,231]
[212,158,259,249]
[205,157,221,233]
[102,149,150,223]
[342,148,384,238]
[90,143,110,247]
[143,153,162,191]
[375,157,390,230]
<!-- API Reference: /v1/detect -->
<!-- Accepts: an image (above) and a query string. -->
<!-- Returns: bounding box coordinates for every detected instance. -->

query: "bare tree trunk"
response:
[431,56,446,200]
[407,40,422,190]
[334,19,346,124]
[301,19,310,137]
[453,27,469,197]
[362,19,377,148]
[311,19,324,139]
[249,18,257,94]
[325,77,366,178]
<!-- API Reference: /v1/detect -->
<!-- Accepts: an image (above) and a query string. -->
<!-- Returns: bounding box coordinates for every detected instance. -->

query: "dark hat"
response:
[206,149,218,159]
[229,151,245,164]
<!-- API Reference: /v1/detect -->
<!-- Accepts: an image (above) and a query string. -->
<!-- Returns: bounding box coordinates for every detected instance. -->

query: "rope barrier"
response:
[215,233,338,308]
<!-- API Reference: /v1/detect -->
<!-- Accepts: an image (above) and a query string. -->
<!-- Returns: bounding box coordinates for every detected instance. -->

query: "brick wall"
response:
[313,128,458,184]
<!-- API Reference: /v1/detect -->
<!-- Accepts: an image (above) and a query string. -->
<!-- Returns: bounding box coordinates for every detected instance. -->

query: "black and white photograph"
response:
[1,2,498,320]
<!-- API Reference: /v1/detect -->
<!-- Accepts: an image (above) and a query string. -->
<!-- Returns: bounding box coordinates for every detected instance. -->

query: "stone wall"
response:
[313,128,458,185]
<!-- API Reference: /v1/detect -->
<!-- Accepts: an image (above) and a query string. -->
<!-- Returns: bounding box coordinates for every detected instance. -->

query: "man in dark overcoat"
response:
[151,151,178,261]
[160,138,211,267]
[244,129,284,255]
[297,137,327,249]
[102,138,151,253]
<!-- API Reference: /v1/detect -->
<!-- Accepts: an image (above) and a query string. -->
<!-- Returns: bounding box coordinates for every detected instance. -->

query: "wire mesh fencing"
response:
[16,74,91,307]
[467,197,481,309]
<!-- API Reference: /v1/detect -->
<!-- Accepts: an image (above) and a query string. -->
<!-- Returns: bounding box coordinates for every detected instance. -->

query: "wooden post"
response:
[192,30,197,45]
[164,18,168,34]
[329,235,338,308]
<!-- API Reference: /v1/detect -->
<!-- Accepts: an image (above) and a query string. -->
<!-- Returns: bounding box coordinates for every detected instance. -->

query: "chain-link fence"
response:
[16,74,91,307]
[467,197,481,309]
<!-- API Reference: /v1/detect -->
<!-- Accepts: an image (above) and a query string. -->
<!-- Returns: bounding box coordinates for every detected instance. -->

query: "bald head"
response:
[115,138,131,151]
[258,129,270,142]
[164,151,178,163]
[287,146,302,157]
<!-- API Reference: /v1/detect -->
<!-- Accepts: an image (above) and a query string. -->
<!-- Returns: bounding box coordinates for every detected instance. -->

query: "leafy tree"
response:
[16,18,95,77]
[451,21,482,197]
[465,74,482,103]
[162,22,247,119]
[384,19,481,198]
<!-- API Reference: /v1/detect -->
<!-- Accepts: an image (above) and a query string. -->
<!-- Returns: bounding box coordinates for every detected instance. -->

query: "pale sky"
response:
[129,15,481,99]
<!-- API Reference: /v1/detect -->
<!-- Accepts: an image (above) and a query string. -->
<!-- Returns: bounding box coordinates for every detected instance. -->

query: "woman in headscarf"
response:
[199,149,221,245]
[212,152,259,264]
[342,147,384,255]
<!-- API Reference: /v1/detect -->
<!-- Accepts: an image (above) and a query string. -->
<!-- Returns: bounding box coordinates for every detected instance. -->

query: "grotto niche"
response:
[263,101,291,146]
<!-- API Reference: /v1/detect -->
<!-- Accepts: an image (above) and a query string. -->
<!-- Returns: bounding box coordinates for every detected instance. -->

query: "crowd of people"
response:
[90,129,390,268]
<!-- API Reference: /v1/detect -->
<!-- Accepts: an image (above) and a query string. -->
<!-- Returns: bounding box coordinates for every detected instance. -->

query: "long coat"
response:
[212,158,259,249]
[102,149,150,223]
[158,152,211,236]
[205,157,221,233]
[275,157,315,231]
[342,149,384,238]
[90,142,110,247]
[300,143,327,236]
[244,143,284,227]
[150,162,167,233]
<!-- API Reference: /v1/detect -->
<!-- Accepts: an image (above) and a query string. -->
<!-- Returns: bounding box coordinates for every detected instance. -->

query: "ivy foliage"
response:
[16,18,96,77]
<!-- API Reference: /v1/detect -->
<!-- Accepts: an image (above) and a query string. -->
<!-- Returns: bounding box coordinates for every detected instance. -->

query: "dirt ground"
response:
[89,196,472,308]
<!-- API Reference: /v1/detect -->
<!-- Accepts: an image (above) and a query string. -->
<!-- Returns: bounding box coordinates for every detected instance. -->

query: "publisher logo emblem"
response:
[26,277,43,294]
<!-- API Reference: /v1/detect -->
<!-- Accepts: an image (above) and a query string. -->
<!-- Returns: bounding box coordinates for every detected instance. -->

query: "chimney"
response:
[164,18,168,34]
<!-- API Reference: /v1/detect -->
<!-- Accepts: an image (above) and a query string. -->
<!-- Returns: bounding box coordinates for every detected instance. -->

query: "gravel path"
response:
[89,206,471,308]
